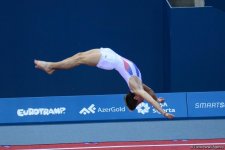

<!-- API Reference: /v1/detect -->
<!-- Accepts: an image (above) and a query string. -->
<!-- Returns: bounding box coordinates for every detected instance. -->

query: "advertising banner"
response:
[0,93,187,124]
[187,91,225,117]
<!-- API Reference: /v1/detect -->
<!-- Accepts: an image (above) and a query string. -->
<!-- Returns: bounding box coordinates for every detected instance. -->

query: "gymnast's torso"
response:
[96,48,142,87]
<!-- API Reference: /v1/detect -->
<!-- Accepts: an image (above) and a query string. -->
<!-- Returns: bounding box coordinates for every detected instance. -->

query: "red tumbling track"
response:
[1,139,225,150]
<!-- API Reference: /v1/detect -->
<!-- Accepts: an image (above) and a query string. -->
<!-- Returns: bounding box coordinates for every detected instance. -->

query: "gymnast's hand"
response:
[164,112,175,119]
[157,97,165,103]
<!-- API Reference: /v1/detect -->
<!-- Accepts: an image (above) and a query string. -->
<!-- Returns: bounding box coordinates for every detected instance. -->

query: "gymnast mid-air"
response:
[34,48,174,119]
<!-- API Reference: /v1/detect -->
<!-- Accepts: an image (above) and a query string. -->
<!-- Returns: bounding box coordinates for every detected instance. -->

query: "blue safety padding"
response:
[1,91,225,124]
[0,93,187,124]
[187,91,225,117]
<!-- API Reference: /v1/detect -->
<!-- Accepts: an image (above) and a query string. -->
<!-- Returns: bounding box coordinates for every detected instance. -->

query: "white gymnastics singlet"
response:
[97,48,142,89]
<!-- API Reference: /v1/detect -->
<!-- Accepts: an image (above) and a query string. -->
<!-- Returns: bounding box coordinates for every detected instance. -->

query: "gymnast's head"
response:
[124,92,139,111]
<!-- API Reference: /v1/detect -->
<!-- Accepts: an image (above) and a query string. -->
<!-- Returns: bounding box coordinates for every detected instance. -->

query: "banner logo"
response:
[136,102,150,115]
[79,104,126,115]
[136,102,176,115]
[195,102,225,109]
[79,104,96,115]
[17,107,66,117]
[152,102,176,114]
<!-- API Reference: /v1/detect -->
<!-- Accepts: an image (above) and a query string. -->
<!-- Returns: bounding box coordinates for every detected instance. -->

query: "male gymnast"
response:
[34,48,174,119]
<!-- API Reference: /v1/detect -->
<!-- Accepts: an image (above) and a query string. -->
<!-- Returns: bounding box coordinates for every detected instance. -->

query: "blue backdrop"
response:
[0,0,225,98]
[164,0,225,92]
[0,0,164,97]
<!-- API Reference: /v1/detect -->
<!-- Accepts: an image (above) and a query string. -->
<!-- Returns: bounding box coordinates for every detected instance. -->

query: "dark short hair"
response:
[124,92,138,111]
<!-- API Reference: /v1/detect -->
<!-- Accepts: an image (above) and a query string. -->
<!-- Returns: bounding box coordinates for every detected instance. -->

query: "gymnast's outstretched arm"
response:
[129,77,174,119]
[142,84,164,103]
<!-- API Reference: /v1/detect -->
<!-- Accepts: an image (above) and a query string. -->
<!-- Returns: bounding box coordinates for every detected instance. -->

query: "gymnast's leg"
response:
[34,49,101,74]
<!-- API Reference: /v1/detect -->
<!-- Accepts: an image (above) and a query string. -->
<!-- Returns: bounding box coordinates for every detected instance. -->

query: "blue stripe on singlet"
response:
[133,63,140,77]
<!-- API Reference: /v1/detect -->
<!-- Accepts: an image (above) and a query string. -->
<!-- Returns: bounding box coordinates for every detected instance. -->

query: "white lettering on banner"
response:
[79,104,126,115]
[98,107,126,113]
[152,102,176,114]
[17,107,66,117]
[195,102,225,109]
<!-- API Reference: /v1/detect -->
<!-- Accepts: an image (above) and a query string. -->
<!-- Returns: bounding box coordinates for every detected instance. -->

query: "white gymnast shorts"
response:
[97,48,119,70]
[97,48,142,87]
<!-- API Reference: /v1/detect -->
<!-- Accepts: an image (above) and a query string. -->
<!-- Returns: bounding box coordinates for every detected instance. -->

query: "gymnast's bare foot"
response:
[34,60,55,75]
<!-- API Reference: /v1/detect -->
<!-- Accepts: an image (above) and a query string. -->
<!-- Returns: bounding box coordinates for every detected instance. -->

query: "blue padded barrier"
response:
[0,91,225,124]
[187,91,225,117]
[0,93,187,124]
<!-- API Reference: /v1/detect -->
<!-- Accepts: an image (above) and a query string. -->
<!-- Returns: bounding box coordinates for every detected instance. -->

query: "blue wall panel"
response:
[1,0,225,98]
[206,0,225,12]
[168,6,225,92]
[0,0,164,98]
